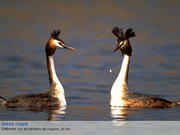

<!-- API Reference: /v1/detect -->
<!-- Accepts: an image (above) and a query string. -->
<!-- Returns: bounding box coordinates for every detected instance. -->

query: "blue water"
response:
[0,0,180,124]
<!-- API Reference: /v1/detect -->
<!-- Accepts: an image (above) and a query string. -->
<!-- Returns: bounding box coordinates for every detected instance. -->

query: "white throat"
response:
[110,54,130,106]
[47,55,66,106]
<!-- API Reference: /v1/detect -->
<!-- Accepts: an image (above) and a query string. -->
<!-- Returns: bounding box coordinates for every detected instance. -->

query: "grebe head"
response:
[118,39,132,56]
[112,27,135,56]
[46,30,76,55]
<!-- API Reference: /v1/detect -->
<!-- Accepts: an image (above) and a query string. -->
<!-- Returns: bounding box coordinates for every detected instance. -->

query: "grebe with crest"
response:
[110,27,180,108]
[0,30,75,109]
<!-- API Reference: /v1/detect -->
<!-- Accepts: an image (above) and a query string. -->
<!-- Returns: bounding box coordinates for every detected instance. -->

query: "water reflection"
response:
[0,106,66,121]
[110,106,127,126]
[48,109,66,121]
[0,0,180,121]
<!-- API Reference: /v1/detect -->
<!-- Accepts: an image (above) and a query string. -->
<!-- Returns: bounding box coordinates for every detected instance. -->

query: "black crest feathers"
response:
[51,30,61,39]
[112,27,136,39]
[125,27,136,38]
[112,27,124,40]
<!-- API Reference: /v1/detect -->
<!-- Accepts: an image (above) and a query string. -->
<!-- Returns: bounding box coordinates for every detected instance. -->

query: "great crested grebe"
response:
[0,30,75,109]
[110,27,180,108]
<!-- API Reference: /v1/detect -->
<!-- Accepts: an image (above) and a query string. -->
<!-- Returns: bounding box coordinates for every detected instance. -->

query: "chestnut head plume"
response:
[112,27,135,56]
[46,30,75,56]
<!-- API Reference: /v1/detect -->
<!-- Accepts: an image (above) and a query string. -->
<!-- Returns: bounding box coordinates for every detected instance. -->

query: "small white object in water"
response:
[110,69,113,74]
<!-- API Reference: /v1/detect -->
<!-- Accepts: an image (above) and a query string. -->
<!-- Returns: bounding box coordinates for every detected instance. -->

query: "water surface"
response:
[0,0,180,122]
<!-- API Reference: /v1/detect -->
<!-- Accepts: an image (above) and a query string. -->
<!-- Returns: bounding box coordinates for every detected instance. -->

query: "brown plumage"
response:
[110,27,180,108]
[0,30,75,109]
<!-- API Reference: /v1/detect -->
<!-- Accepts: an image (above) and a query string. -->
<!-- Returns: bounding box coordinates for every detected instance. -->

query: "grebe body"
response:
[0,30,75,109]
[110,27,180,108]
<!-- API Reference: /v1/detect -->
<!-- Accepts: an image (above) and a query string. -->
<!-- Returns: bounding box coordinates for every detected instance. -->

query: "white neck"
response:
[110,54,130,106]
[46,55,66,106]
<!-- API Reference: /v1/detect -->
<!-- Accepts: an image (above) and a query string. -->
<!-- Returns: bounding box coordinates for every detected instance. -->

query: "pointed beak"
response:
[51,38,76,51]
[113,45,121,53]
[63,44,76,51]
[113,41,123,53]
